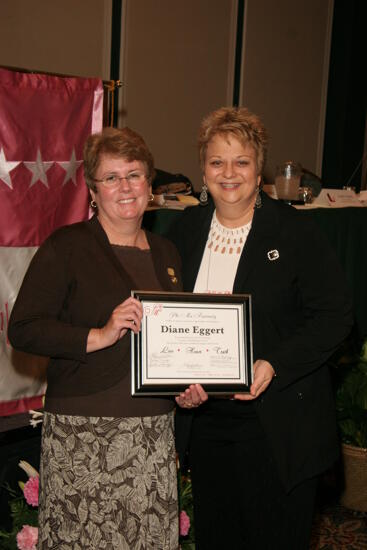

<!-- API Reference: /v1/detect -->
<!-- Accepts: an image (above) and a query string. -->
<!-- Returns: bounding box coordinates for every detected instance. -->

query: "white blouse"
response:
[194,211,252,294]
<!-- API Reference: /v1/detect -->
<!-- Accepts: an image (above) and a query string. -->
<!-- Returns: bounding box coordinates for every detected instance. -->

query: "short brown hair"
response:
[83,126,155,191]
[198,107,268,174]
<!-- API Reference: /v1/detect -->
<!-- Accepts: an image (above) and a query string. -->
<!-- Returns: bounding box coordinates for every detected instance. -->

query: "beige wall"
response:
[0,0,111,79]
[241,0,333,181]
[0,0,333,187]
[119,0,237,189]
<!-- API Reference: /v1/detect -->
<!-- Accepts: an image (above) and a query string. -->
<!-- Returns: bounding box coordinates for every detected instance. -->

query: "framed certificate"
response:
[131,291,253,396]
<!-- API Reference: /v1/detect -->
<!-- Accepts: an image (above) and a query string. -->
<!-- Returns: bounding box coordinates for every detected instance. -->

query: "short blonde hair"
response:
[83,126,155,191]
[198,107,268,174]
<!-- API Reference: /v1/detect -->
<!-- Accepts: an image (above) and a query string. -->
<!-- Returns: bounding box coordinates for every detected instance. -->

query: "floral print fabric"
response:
[38,412,178,549]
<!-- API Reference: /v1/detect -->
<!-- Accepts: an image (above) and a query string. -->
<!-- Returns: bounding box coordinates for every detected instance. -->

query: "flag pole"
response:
[0,65,122,127]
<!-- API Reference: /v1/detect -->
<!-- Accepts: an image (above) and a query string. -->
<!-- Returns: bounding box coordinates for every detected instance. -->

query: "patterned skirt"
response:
[38,411,178,549]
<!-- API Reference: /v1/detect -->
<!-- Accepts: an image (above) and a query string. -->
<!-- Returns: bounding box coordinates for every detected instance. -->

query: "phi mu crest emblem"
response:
[167,267,178,283]
[267,249,279,261]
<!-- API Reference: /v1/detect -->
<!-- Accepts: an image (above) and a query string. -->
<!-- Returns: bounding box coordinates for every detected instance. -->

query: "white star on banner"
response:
[0,148,21,189]
[24,149,54,188]
[58,149,83,186]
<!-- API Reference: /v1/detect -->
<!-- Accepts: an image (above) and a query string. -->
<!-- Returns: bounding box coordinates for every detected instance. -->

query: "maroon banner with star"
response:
[0,68,103,246]
[0,68,103,416]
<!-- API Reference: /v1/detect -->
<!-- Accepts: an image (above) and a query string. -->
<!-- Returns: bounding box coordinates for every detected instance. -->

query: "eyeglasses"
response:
[93,171,147,188]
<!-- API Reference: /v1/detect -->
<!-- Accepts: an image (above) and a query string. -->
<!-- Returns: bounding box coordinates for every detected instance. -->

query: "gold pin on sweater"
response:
[167,267,178,283]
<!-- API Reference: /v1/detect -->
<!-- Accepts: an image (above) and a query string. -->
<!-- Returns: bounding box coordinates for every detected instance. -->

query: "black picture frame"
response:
[131,291,253,396]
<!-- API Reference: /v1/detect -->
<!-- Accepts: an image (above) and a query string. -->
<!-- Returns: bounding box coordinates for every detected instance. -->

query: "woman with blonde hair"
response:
[170,106,352,549]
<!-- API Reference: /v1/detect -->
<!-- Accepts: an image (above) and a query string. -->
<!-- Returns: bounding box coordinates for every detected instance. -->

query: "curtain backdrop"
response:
[0,68,103,416]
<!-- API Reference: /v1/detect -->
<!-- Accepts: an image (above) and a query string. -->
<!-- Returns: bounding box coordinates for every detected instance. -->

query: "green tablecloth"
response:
[143,207,367,338]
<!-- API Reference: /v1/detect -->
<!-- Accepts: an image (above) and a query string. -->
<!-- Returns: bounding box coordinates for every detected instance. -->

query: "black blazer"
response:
[169,192,353,492]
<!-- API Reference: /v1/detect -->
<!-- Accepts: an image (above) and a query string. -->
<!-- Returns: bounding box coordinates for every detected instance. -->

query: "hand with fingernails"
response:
[176,384,208,409]
[175,359,275,408]
[87,296,143,352]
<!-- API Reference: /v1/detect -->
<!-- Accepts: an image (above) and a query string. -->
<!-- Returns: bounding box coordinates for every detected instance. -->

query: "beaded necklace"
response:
[207,211,252,255]
[194,211,252,293]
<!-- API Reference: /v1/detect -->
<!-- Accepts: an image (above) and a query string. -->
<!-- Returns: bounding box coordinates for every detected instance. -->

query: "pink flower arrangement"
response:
[16,525,38,550]
[0,462,39,548]
[179,510,191,536]
[23,477,39,507]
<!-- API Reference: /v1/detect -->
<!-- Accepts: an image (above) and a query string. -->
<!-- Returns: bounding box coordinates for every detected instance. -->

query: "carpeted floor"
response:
[311,502,367,549]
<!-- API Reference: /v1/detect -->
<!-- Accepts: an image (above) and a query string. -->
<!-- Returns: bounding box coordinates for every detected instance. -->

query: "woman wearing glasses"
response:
[8,127,182,549]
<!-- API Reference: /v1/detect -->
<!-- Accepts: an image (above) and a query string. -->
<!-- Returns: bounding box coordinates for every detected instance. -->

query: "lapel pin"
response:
[167,267,178,283]
[267,249,279,261]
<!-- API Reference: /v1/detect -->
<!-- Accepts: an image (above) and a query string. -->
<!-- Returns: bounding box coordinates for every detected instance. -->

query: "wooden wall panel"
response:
[241,0,333,181]
[0,0,111,79]
[119,0,237,189]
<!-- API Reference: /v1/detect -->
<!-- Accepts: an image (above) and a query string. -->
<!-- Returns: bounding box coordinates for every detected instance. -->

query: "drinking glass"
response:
[275,161,302,201]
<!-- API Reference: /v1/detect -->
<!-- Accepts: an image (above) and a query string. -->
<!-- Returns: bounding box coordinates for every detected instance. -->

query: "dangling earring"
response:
[90,199,97,209]
[254,185,262,209]
[199,183,208,206]
[148,193,154,202]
